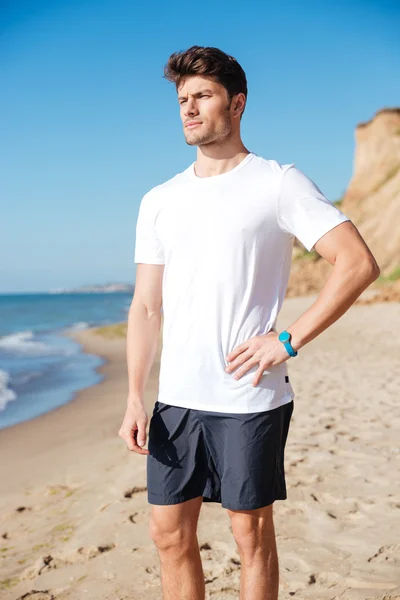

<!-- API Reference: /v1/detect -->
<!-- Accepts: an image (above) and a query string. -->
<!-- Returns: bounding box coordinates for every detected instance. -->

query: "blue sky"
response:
[1,0,399,293]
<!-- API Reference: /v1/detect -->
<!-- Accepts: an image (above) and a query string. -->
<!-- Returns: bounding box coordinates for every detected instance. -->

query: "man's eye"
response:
[200,95,210,98]
[179,100,187,105]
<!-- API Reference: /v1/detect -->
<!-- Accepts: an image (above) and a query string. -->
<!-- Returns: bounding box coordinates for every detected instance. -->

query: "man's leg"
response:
[228,503,279,600]
[149,495,205,600]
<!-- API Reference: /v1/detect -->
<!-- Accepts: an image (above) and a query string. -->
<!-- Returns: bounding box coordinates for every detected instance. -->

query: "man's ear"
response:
[233,94,246,113]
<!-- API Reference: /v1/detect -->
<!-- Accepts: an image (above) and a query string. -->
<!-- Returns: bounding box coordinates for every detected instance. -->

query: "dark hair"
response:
[163,46,248,117]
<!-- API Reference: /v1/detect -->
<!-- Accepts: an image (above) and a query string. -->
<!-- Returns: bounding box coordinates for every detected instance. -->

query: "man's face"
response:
[178,76,235,146]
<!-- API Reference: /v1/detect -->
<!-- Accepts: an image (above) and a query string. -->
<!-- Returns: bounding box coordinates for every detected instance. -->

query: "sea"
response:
[0,292,133,431]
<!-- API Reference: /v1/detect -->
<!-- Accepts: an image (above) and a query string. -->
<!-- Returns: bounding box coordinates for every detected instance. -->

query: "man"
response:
[119,46,380,600]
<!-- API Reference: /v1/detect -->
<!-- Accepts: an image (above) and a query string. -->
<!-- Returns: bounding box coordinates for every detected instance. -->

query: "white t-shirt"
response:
[134,152,351,413]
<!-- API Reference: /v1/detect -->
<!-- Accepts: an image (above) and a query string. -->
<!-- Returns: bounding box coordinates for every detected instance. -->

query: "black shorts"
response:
[146,398,294,511]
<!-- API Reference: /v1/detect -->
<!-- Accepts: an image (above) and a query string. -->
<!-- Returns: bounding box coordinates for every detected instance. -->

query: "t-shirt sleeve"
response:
[276,163,352,252]
[134,192,165,264]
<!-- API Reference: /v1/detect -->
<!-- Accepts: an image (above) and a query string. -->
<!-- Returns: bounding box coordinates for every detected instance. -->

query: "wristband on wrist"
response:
[278,330,298,357]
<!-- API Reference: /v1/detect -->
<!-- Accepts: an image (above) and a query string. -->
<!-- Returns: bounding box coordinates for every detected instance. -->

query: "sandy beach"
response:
[1,295,399,600]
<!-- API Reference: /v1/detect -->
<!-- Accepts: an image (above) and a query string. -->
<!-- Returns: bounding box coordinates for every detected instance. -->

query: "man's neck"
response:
[194,144,250,177]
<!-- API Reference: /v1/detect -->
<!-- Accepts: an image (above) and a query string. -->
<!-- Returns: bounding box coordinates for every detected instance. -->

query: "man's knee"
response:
[149,518,188,552]
[229,504,276,557]
[231,522,260,556]
[149,506,199,554]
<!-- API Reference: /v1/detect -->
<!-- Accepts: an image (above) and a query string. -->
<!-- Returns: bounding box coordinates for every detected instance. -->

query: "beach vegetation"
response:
[95,322,128,338]
[377,265,400,284]
[0,578,19,590]
[385,265,400,281]
[51,522,75,539]
[32,543,50,552]
[47,484,76,497]
[293,248,320,262]
[52,522,74,532]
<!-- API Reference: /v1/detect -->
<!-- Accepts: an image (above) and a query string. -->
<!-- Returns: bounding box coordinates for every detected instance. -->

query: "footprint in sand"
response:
[21,544,116,579]
[209,585,240,598]
[123,486,147,498]
[16,591,55,599]
[16,506,32,513]
[127,508,148,524]
[200,542,212,551]
[75,543,116,559]
[21,555,68,579]
[197,541,242,593]
[128,512,139,523]
[367,544,400,564]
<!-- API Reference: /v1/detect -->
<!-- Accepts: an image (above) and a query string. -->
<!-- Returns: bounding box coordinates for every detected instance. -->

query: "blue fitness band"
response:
[278,330,298,357]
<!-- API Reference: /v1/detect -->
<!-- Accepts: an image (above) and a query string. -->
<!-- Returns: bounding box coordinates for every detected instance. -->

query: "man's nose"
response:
[184,97,199,116]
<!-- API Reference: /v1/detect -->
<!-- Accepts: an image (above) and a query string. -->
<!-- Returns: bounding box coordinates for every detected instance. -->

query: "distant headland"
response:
[49,283,134,294]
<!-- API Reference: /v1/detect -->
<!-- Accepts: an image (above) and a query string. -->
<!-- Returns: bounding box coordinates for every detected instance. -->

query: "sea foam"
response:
[0,331,54,356]
[0,369,16,411]
[69,321,90,331]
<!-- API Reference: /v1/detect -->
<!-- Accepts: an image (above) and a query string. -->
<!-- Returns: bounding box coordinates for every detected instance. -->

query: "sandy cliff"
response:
[287,107,400,301]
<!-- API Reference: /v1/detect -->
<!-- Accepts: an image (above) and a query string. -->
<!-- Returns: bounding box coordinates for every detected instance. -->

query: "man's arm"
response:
[127,263,164,404]
[226,220,380,385]
[119,263,164,454]
[286,220,380,351]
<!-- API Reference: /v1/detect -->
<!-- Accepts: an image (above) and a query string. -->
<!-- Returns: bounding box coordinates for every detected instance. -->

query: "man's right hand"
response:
[118,401,150,455]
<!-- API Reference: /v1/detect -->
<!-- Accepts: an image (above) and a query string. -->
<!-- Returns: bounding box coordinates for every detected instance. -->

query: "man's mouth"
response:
[185,121,202,129]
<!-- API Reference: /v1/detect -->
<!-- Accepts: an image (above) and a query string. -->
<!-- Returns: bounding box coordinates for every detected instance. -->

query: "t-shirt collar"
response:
[188,152,256,182]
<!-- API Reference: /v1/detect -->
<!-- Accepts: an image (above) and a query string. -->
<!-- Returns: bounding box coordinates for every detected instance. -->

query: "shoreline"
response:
[0,325,150,493]
[0,320,131,434]
[0,327,110,434]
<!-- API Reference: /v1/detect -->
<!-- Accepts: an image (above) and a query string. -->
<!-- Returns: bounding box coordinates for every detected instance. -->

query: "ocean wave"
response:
[69,321,90,331]
[14,370,43,386]
[0,331,55,356]
[0,369,17,411]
